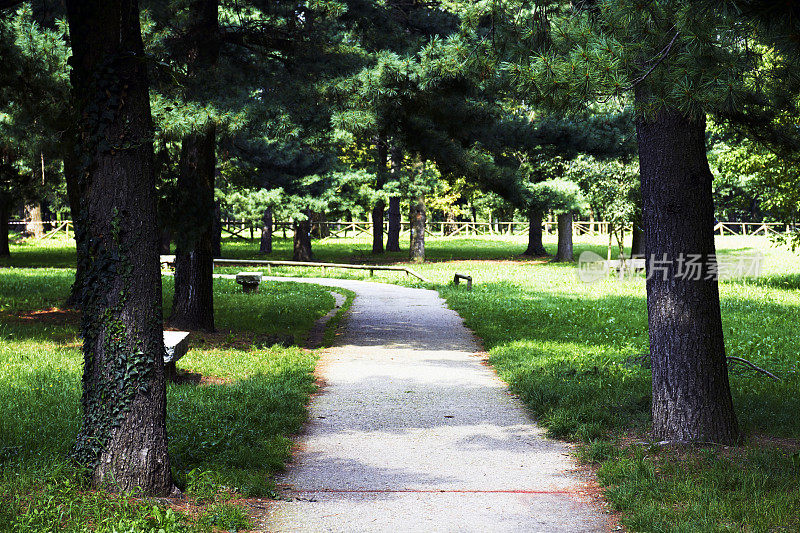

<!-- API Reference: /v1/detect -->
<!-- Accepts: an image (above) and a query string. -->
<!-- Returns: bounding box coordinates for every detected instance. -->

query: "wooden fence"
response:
[9,219,796,241]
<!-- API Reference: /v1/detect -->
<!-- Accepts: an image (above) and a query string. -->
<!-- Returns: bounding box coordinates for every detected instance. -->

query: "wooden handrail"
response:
[160,256,431,283]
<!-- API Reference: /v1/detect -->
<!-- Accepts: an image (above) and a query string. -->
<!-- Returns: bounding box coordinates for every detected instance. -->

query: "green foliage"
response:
[566,154,639,226]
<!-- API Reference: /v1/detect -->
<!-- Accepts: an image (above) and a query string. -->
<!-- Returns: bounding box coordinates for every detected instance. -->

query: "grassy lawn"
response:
[0,268,339,532]
[3,232,799,531]
[216,231,799,532]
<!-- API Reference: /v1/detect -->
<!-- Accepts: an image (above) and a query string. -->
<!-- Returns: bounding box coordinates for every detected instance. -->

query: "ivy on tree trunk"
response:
[636,96,738,444]
[66,0,173,494]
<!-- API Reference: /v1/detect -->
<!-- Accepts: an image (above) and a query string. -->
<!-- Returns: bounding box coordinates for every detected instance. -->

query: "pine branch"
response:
[624,30,680,91]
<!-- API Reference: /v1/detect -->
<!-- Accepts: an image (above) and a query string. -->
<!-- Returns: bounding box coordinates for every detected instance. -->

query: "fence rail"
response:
[9,219,797,242]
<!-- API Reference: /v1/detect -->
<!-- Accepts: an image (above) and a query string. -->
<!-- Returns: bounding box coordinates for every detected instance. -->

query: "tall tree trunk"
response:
[25,203,44,238]
[522,208,547,256]
[372,138,387,254]
[409,194,426,263]
[259,206,273,254]
[170,129,216,332]
[293,212,313,261]
[63,141,86,307]
[66,0,173,494]
[636,97,738,444]
[160,228,171,255]
[0,194,10,258]
[170,0,219,332]
[387,196,401,252]
[211,201,221,258]
[631,214,645,257]
[386,144,402,252]
[553,212,574,262]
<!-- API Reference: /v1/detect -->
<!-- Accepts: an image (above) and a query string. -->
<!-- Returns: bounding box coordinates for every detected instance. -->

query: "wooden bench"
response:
[454,273,473,290]
[164,330,190,380]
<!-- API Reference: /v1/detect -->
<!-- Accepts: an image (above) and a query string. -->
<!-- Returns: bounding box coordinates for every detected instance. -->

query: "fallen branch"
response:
[727,356,781,382]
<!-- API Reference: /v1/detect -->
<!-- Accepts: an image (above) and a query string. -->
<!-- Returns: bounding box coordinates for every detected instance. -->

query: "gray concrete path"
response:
[257,278,609,533]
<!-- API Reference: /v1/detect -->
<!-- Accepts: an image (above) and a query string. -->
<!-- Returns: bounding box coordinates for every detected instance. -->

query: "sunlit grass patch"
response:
[0,267,337,530]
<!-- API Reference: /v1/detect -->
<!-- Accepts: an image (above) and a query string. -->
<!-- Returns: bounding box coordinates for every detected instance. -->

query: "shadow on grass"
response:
[441,282,800,441]
[0,351,316,498]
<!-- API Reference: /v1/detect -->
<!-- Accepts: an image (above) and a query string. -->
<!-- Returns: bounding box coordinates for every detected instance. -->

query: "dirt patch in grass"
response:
[4,307,80,326]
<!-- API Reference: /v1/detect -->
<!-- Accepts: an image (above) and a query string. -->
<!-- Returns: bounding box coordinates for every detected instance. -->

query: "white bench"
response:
[164,330,190,380]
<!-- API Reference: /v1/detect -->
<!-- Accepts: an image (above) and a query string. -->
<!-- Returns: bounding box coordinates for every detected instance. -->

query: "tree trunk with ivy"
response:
[170,0,219,332]
[553,212,573,262]
[636,95,738,444]
[522,207,547,256]
[66,0,173,495]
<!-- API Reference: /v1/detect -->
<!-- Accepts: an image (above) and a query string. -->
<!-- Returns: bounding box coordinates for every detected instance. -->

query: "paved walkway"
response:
[258,278,608,533]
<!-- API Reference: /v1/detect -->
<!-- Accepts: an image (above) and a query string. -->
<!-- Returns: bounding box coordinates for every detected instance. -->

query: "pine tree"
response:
[498,0,800,443]
[65,0,173,494]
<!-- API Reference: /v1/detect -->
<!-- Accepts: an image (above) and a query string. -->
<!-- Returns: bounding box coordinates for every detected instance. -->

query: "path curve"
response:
[258,277,609,532]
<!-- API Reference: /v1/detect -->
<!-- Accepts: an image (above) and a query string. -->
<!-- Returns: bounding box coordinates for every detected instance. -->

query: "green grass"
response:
[214,232,800,531]
[0,268,338,531]
[3,232,800,531]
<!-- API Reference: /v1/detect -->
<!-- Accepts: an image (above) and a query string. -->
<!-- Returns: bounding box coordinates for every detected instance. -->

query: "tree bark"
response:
[409,194,426,263]
[631,215,645,257]
[170,0,219,332]
[522,208,547,256]
[66,0,173,494]
[372,139,387,254]
[293,212,313,261]
[25,203,44,238]
[0,194,10,257]
[159,228,171,255]
[553,212,574,262]
[636,98,738,444]
[387,196,401,252]
[64,141,86,308]
[386,144,402,252]
[211,201,221,258]
[259,206,273,254]
[170,129,216,332]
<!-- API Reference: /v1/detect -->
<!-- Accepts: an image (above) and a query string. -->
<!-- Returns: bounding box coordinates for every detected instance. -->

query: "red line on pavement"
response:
[285,489,573,495]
